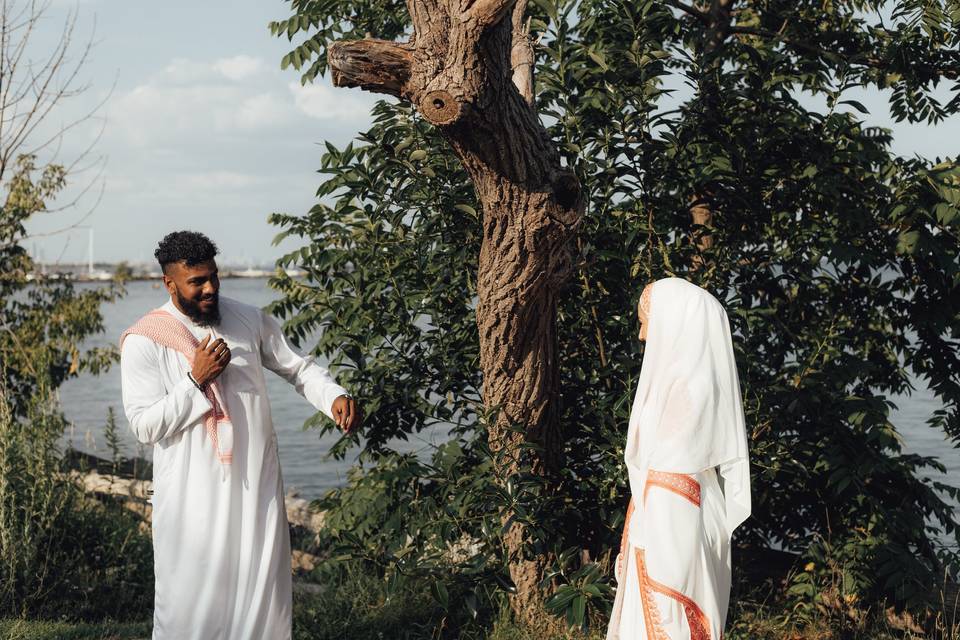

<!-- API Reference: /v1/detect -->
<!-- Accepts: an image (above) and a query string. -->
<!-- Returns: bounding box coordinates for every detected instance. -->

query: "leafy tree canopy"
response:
[270,0,960,625]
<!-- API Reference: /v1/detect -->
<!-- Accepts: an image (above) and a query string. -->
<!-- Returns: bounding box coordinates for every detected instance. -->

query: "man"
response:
[120,231,360,640]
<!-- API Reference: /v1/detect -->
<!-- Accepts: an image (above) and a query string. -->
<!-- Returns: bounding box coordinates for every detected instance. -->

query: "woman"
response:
[606,278,751,640]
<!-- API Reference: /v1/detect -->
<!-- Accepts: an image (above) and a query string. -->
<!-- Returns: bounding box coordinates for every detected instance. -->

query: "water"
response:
[59,280,958,517]
[58,278,450,498]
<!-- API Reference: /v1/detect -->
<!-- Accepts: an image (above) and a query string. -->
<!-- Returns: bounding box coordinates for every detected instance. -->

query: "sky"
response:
[18,0,960,267]
[22,0,380,267]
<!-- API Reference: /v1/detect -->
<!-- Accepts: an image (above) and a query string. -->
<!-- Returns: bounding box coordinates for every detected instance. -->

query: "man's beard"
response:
[176,289,220,327]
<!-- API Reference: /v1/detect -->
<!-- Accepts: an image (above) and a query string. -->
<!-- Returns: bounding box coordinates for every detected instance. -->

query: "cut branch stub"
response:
[464,0,518,28]
[419,89,463,125]
[327,39,413,98]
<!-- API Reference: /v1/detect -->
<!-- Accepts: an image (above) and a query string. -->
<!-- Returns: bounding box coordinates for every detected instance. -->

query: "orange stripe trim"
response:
[636,548,712,640]
[646,570,712,640]
[644,469,701,507]
[635,549,669,640]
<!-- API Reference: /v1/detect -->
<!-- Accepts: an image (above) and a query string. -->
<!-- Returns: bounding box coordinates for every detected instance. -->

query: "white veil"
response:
[624,278,751,547]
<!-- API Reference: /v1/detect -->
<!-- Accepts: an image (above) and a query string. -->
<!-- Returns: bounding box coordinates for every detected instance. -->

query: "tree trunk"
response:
[687,0,734,271]
[689,192,714,270]
[327,0,583,630]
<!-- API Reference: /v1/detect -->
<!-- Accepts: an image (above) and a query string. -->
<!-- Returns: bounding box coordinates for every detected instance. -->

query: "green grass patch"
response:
[0,619,150,640]
[290,562,605,640]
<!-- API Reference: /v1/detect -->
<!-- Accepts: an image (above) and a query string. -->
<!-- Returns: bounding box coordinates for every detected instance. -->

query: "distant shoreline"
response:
[27,267,305,283]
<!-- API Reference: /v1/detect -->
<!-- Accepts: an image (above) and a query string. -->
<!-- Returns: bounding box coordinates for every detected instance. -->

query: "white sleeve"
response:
[120,335,213,445]
[259,310,347,419]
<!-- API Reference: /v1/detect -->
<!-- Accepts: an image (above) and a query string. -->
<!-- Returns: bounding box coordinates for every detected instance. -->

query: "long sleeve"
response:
[259,311,347,419]
[121,334,213,445]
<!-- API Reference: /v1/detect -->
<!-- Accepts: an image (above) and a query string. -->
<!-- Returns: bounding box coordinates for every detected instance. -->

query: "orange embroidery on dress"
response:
[618,498,636,570]
[640,284,653,316]
[644,469,701,507]
[635,549,669,640]
[636,548,713,640]
[646,570,712,640]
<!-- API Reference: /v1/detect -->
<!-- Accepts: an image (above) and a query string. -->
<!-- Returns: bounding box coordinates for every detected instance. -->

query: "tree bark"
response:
[686,0,733,271]
[689,192,714,269]
[328,0,583,631]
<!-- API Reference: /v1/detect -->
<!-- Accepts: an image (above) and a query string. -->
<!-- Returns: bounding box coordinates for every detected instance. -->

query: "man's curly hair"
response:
[154,231,219,273]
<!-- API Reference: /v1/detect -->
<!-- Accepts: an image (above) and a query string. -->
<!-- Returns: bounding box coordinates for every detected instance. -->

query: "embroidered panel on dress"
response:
[635,548,713,640]
[635,549,670,640]
[644,469,701,507]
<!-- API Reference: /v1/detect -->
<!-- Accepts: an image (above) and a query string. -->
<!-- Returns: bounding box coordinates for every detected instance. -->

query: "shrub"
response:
[0,379,153,621]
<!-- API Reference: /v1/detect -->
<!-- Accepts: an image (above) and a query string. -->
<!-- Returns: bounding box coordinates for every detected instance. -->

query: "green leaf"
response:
[429,580,449,609]
[840,100,870,114]
[897,230,920,254]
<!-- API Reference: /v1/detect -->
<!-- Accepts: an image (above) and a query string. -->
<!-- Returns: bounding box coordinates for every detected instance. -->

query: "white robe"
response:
[607,278,751,640]
[608,469,729,640]
[120,296,347,640]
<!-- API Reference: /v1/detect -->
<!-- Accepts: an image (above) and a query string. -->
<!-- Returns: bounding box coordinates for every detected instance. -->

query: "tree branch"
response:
[664,0,710,25]
[510,0,534,106]
[327,38,413,98]
[465,0,517,29]
[728,26,959,80]
[705,0,734,54]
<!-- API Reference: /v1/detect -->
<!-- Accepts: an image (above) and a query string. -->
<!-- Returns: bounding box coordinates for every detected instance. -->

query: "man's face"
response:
[164,259,220,326]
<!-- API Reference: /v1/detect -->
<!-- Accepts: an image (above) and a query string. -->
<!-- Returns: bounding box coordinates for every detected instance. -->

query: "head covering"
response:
[624,278,751,546]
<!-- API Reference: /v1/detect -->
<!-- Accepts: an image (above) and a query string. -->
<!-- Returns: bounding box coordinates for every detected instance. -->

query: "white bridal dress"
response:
[606,278,752,640]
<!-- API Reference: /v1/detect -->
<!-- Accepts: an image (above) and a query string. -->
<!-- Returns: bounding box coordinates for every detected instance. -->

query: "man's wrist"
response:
[187,371,207,392]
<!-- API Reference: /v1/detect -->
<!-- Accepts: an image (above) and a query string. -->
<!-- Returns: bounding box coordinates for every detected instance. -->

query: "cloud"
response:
[161,55,266,84]
[213,55,266,81]
[288,81,377,120]
[109,61,294,146]
[109,55,375,149]
[178,170,266,191]
[235,92,289,130]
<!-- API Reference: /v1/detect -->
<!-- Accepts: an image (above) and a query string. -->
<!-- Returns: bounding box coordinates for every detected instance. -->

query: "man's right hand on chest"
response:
[191,334,231,388]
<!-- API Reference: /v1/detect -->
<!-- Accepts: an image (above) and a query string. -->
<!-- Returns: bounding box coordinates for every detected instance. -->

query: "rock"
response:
[291,549,318,574]
[71,470,326,534]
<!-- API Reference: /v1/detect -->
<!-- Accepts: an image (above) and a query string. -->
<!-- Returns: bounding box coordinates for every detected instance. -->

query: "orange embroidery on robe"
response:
[644,469,701,507]
[635,549,670,640]
[618,498,636,576]
[646,569,712,640]
[636,548,713,640]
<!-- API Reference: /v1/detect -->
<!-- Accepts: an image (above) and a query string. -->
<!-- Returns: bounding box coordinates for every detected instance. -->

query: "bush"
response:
[0,379,153,621]
[292,557,607,640]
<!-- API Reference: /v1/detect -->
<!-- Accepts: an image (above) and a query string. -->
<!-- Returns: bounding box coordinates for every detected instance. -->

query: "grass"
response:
[4,564,957,640]
[0,619,150,640]
[4,597,958,640]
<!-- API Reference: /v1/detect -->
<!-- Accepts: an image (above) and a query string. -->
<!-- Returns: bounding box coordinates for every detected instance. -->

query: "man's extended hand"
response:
[332,395,361,433]
[192,334,231,387]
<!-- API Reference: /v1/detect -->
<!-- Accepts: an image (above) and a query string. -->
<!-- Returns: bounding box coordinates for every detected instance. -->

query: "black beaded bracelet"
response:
[187,372,206,392]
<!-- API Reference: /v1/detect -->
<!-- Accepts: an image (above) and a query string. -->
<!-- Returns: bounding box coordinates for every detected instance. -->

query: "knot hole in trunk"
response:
[420,89,462,125]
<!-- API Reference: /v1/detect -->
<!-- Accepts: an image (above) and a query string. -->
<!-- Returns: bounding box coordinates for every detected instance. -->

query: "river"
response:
[58,278,958,539]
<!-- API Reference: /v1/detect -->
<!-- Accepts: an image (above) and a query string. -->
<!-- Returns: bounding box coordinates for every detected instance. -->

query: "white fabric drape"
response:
[121,296,347,640]
[607,278,751,640]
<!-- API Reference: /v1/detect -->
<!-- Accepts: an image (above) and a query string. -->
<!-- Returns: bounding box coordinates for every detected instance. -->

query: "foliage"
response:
[293,559,485,640]
[0,380,153,621]
[271,0,960,627]
[1,155,122,417]
[292,557,608,640]
[0,619,151,640]
[112,262,134,284]
[0,130,144,625]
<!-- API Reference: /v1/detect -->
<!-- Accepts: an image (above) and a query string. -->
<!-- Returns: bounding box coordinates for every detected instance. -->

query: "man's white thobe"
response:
[120,296,346,640]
